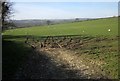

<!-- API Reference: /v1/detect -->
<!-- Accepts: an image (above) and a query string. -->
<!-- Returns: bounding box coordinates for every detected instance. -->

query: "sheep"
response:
[108,29,111,32]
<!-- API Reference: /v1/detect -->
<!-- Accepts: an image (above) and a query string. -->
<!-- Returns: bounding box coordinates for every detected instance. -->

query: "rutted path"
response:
[14,48,108,79]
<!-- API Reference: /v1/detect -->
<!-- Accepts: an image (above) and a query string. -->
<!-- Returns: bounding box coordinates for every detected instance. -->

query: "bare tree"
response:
[0,1,3,32]
[1,0,14,31]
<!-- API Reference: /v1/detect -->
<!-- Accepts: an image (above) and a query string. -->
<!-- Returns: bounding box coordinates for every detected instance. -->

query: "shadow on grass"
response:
[2,40,32,79]
[2,35,110,80]
[2,35,88,80]
[15,49,88,79]
[3,34,95,39]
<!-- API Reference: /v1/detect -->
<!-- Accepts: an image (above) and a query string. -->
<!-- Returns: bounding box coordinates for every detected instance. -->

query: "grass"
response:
[2,37,33,79]
[74,36,118,79]
[2,17,118,79]
[3,17,118,37]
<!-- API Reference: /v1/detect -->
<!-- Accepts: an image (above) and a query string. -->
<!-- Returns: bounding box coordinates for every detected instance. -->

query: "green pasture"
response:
[3,17,118,37]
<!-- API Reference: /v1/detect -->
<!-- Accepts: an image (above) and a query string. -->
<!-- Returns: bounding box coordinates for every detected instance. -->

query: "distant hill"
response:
[12,18,92,28]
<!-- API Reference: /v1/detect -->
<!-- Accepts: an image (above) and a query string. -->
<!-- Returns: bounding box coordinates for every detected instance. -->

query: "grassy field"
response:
[2,17,118,79]
[3,17,118,37]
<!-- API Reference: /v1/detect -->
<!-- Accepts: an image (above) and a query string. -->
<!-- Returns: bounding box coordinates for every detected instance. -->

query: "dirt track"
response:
[14,48,108,79]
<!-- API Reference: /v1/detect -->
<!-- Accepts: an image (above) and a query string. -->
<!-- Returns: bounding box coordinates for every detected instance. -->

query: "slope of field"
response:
[3,17,118,37]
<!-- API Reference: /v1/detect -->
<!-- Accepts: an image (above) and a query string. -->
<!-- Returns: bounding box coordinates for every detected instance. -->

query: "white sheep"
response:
[108,29,111,32]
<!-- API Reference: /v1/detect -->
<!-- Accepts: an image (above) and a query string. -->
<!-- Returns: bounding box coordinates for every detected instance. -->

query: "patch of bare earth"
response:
[14,47,108,79]
[39,48,107,79]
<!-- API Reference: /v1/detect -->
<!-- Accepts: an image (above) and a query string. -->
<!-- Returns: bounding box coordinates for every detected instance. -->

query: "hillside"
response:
[4,17,118,37]
[2,17,118,79]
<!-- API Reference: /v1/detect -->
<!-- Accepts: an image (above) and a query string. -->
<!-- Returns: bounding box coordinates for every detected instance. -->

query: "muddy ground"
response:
[14,47,108,79]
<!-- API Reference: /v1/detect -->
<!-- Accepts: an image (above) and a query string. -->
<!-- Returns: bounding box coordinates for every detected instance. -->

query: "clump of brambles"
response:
[25,35,88,50]
[25,35,119,51]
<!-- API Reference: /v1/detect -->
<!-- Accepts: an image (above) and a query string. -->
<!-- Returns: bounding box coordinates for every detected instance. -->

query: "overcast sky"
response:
[10,1,118,20]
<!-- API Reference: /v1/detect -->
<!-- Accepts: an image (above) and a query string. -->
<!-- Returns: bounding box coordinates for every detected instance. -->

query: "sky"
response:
[10,1,118,20]
[9,0,120,2]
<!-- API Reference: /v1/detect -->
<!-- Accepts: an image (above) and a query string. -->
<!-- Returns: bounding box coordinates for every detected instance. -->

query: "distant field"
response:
[3,17,118,37]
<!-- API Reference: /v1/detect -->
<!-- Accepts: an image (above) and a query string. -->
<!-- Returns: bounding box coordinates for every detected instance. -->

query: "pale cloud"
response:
[73,7,118,18]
